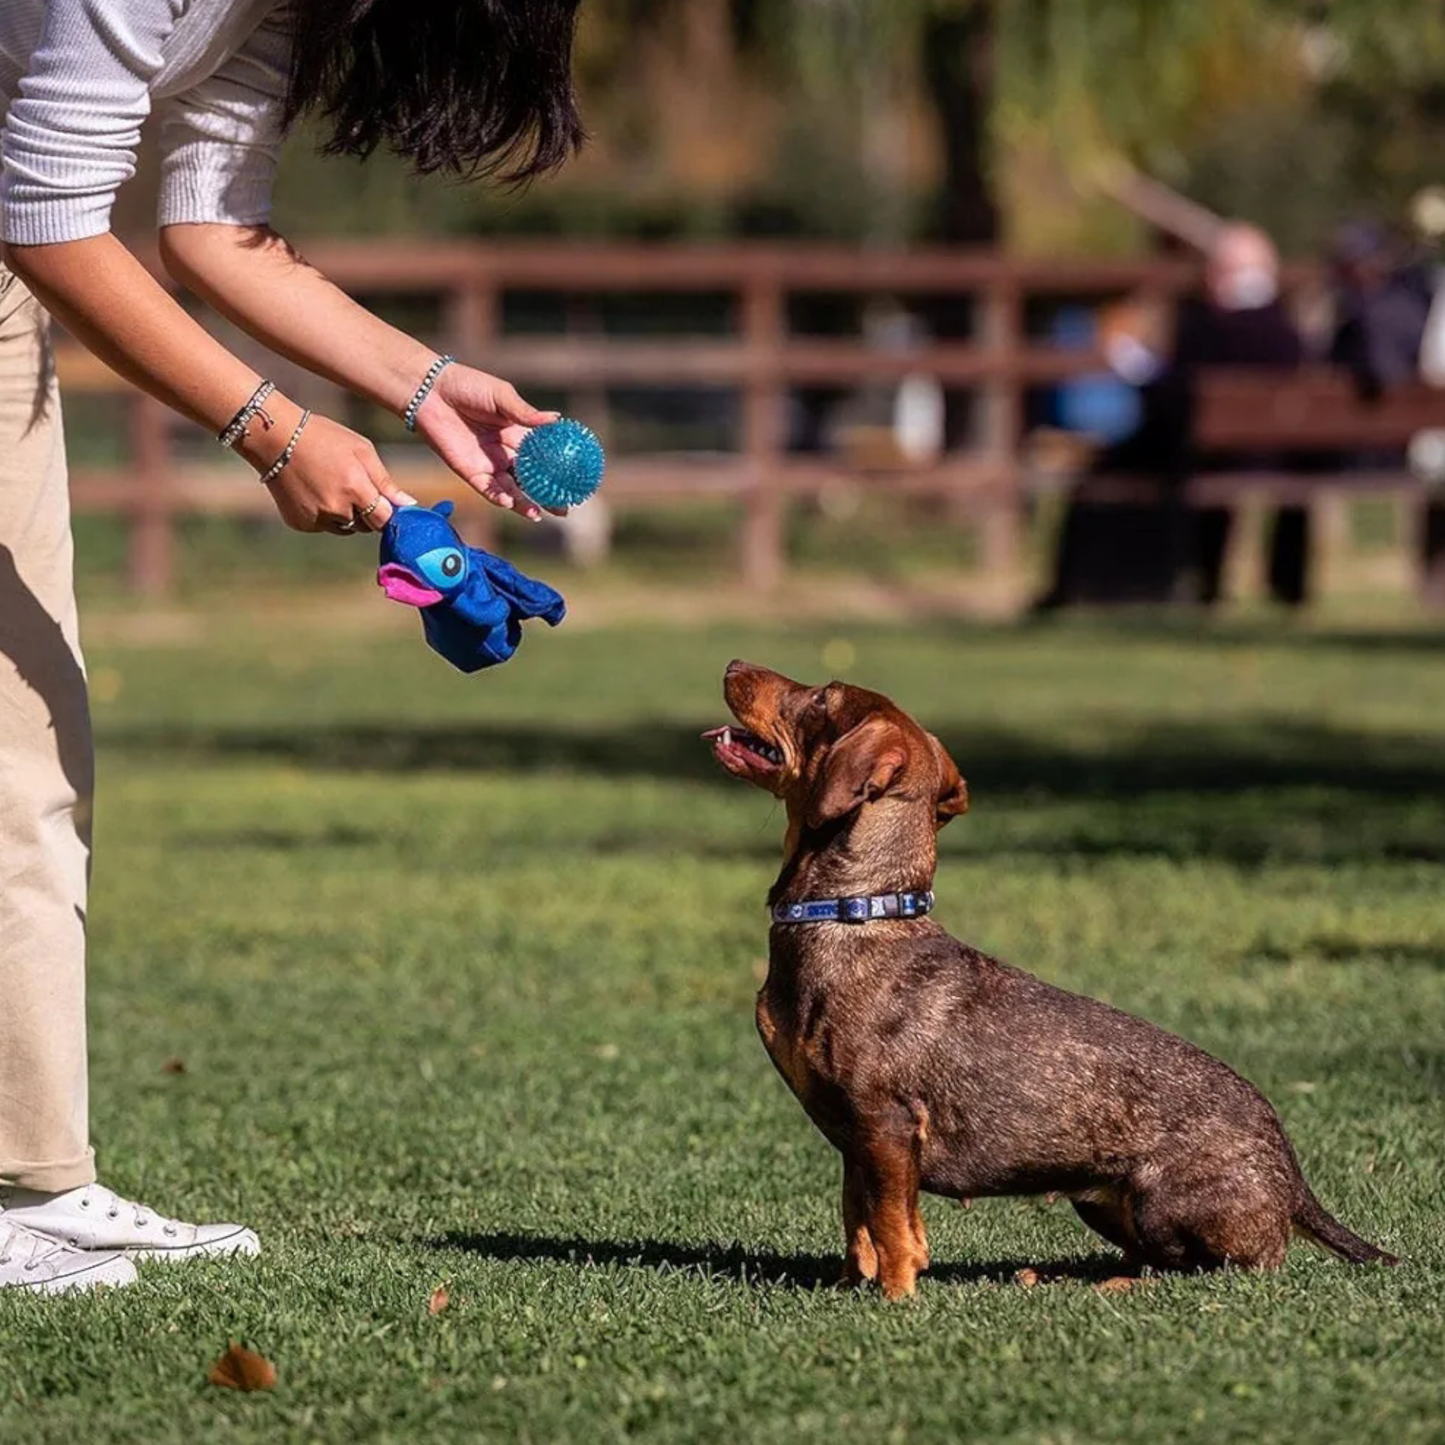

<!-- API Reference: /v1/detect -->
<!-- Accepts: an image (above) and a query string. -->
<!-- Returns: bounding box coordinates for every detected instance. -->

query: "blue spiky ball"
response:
[514,418,606,508]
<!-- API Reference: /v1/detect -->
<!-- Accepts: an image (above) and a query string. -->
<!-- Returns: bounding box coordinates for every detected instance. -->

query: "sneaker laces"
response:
[75,1184,181,1236]
[0,1219,71,1272]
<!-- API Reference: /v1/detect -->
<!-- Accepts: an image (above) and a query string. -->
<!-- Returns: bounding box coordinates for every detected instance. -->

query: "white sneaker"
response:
[0,1219,136,1294]
[0,1183,260,1262]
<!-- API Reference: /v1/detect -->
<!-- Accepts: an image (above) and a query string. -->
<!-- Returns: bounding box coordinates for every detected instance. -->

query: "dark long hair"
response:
[284,0,585,182]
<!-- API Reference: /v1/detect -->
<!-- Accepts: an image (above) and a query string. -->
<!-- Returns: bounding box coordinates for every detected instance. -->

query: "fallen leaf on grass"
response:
[428,1286,450,1315]
[1014,1268,1040,1288]
[161,1058,186,1075]
[208,1343,277,1392]
[1093,1276,1137,1295]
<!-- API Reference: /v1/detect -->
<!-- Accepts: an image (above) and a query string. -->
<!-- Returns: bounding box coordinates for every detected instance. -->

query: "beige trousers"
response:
[0,265,96,1191]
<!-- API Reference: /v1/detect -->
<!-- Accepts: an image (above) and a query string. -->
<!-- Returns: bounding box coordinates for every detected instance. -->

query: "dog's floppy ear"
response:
[930,734,969,827]
[808,716,909,828]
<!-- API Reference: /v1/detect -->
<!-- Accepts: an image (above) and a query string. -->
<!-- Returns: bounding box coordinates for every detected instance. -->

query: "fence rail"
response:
[59,242,1269,594]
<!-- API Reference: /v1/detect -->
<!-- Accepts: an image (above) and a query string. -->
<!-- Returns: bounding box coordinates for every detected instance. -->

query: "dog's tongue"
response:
[378,563,443,608]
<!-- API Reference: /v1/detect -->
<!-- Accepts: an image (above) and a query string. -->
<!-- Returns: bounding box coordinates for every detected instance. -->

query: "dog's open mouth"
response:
[703,724,784,778]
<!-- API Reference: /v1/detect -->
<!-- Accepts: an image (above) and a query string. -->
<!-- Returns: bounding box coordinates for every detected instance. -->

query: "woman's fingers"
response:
[426,409,543,520]
[491,381,554,429]
[470,466,540,520]
[477,436,541,516]
[353,450,419,532]
[491,426,559,516]
[256,415,420,536]
[263,478,326,533]
[434,365,558,430]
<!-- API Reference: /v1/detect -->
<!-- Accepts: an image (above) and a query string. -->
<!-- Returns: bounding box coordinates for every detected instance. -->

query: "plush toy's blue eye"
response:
[416,546,466,588]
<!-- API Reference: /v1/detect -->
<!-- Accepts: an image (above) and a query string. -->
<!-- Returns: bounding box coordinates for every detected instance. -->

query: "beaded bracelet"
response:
[217,380,276,450]
[257,409,312,487]
[402,354,455,432]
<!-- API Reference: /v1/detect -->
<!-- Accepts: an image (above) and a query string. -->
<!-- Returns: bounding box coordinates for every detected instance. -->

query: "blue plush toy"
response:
[377,502,565,673]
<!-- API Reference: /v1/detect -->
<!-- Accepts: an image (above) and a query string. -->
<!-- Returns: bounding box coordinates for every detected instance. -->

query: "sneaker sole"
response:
[21,1255,138,1295]
[129,1228,261,1262]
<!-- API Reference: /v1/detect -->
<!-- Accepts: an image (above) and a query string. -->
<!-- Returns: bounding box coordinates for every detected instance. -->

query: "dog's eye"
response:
[798,690,831,735]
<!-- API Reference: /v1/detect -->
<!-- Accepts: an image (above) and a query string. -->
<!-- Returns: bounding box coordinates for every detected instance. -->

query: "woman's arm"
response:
[5,233,413,533]
[158,223,554,517]
[6,235,261,433]
[1,3,548,534]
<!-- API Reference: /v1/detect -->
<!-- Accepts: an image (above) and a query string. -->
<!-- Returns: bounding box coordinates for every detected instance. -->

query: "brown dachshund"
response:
[706,661,1395,1298]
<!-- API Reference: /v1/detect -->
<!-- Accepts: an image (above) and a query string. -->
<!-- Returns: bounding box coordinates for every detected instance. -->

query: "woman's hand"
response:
[411,363,560,520]
[240,402,417,535]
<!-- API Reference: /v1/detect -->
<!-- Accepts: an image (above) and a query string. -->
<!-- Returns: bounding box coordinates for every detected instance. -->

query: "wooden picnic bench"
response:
[1077,367,1445,605]
[1195,368,1445,606]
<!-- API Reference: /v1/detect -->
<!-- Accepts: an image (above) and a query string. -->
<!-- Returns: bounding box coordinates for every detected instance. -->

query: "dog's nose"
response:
[725,659,752,678]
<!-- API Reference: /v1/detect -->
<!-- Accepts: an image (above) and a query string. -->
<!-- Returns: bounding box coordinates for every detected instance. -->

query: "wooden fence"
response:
[61,242,1259,594]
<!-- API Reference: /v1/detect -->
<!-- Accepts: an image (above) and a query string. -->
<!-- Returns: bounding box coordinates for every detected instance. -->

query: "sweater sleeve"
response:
[0,0,184,244]
[155,6,290,230]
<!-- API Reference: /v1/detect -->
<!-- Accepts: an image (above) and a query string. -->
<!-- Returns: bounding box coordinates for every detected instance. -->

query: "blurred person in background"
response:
[1328,220,1432,397]
[1325,216,1445,595]
[0,0,581,1294]
[1168,223,1306,606]
[1038,223,1306,610]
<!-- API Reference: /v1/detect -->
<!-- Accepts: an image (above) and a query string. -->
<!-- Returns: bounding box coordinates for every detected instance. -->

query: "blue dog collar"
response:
[771,891,935,926]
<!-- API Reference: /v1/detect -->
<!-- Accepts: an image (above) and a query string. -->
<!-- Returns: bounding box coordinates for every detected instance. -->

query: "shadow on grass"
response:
[427,1229,1126,1291]
[1256,936,1445,970]
[178,824,384,851]
[101,716,1445,798]
[104,716,1445,866]
[1009,615,1445,658]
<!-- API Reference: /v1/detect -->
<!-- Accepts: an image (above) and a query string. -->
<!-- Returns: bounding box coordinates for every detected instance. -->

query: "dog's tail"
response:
[1292,1185,1398,1265]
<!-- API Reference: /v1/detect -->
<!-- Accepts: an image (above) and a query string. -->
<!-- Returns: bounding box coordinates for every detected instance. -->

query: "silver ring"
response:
[357,495,382,520]
[334,519,358,535]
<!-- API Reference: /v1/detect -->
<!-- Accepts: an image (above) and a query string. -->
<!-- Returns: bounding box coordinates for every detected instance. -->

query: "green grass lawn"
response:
[2,607,1443,1444]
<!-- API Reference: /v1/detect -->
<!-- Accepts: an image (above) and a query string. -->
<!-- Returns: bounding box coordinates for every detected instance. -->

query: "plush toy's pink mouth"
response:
[378,563,444,608]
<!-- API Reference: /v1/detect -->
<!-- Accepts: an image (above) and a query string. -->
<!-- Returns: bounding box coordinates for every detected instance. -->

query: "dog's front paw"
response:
[836,1257,877,1290]
[879,1270,920,1301]
[876,1247,926,1300]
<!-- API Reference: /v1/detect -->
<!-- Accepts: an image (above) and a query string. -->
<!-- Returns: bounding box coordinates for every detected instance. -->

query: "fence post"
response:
[445,274,500,551]
[741,268,786,590]
[975,266,1023,580]
[126,393,174,595]
[446,274,499,359]
[561,291,616,567]
[1310,490,1352,596]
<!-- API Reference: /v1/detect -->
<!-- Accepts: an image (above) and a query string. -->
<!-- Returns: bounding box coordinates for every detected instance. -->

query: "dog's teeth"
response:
[721,727,732,746]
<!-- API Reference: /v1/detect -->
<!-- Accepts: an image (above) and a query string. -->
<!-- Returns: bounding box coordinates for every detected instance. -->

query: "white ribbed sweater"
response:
[0,0,293,245]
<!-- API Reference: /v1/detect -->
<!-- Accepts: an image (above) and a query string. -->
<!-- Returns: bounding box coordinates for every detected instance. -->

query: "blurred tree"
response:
[255,0,1445,253]
[596,0,1445,247]
[581,0,1264,242]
